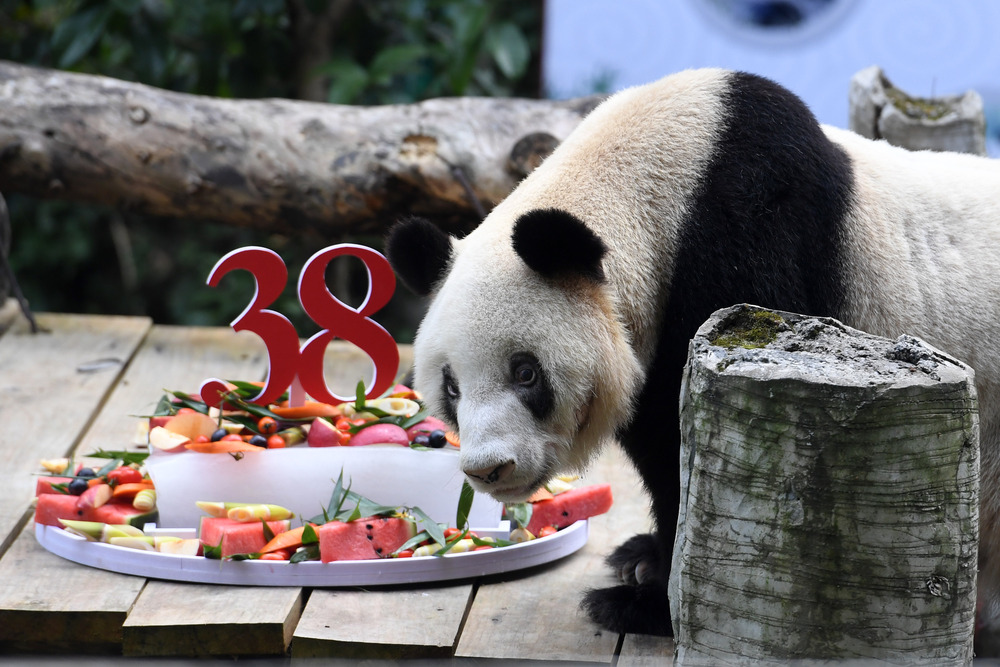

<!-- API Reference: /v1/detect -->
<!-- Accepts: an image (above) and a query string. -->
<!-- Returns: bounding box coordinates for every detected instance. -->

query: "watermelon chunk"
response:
[318,516,417,562]
[525,484,613,536]
[35,476,72,496]
[35,493,158,528]
[199,517,291,557]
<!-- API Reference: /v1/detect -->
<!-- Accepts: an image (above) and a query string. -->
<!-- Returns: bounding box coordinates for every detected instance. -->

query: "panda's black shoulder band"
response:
[385,217,453,296]
[512,208,607,283]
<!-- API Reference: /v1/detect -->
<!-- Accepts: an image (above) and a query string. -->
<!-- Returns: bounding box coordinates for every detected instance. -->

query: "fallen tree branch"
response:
[0,60,600,235]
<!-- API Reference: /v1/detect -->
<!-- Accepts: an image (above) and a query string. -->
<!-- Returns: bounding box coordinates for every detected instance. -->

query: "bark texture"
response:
[0,60,599,235]
[670,304,979,666]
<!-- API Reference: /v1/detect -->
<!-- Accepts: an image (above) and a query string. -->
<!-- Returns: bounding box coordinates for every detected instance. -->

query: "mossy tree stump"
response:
[849,65,986,155]
[669,304,979,666]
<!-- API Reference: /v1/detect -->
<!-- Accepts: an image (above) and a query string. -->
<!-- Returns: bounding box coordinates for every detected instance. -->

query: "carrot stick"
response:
[185,440,264,453]
[260,525,309,554]
[112,481,155,500]
[269,401,341,420]
[526,487,554,503]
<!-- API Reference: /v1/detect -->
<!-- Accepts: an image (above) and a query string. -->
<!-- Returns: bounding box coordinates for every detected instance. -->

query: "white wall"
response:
[543,0,1000,153]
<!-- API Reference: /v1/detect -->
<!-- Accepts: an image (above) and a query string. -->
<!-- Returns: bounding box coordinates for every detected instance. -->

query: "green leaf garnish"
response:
[88,449,149,466]
[504,502,532,530]
[355,380,366,412]
[262,519,276,543]
[456,480,474,530]
[290,543,320,563]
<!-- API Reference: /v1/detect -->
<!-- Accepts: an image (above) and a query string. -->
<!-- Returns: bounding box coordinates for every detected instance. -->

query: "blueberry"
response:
[427,430,448,448]
[76,468,97,478]
[413,434,430,447]
[249,434,268,448]
[67,478,90,495]
[211,428,227,442]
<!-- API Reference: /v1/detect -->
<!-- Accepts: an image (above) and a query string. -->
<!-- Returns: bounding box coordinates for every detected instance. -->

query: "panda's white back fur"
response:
[395,67,1000,641]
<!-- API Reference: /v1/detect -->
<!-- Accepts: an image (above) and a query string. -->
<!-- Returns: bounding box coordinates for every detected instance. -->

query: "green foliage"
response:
[0,0,541,340]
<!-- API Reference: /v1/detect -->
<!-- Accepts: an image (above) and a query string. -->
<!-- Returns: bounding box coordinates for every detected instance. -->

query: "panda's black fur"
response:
[386,69,996,641]
[580,72,855,634]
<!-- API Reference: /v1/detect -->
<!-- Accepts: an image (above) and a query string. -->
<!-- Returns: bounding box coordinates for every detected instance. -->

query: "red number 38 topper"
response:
[199,245,400,409]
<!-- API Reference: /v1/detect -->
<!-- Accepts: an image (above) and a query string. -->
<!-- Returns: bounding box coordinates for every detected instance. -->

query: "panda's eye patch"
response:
[509,352,553,420]
[440,365,460,427]
[442,365,460,399]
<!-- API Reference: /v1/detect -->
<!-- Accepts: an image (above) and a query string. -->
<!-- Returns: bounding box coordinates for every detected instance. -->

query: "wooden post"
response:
[669,304,979,665]
[849,65,987,155]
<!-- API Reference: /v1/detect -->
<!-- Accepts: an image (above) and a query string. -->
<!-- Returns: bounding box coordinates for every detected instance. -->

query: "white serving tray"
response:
[35,519,589,586]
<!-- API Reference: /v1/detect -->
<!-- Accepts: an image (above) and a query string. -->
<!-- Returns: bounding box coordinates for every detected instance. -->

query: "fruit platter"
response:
[32,380,614,586]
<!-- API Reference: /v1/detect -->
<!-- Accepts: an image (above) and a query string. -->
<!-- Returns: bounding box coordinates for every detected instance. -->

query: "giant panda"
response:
[385,68,1000,651]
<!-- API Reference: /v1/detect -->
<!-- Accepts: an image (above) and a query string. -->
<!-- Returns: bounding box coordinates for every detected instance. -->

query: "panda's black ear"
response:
[385,217,453,296]
[511,208,607,282]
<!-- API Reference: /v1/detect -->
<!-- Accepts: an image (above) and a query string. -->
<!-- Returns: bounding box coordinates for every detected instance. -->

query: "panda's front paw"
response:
[581,582,672,636]
[606,533,662,586]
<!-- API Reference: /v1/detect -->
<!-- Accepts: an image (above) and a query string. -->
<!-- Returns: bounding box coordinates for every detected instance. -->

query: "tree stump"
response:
[849,65,986,155]
[669,304,979,666]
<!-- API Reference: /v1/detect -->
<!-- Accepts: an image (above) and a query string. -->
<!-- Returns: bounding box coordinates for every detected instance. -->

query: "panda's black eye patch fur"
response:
[441,365,460,426]
[510,352,554,420]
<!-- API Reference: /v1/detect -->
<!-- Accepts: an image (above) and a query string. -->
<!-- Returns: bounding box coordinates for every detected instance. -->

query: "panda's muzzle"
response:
[464,460,515,485]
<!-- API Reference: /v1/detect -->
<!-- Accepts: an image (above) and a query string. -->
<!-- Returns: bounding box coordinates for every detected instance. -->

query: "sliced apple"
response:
[306,417,341,447]
[157,538,201,556]
[76,483,113,511]
[164,411,218,440]
[148,425,191,452]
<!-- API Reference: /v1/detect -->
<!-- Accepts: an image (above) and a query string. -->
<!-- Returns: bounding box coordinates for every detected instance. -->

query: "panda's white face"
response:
[406,216,642,502]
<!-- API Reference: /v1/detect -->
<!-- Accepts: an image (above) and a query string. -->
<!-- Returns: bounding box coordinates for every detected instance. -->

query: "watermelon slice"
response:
[35,493,158,529]
[318,516,417,562]
[525,484,613,536]
[35,476,72,496]
[199,517,291,558]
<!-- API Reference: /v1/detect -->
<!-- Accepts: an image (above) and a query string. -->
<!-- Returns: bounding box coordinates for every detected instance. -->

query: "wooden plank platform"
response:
[0,307,674,662]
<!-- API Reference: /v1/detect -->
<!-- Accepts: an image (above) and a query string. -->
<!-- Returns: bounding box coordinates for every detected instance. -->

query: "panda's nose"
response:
[464,460,515,485]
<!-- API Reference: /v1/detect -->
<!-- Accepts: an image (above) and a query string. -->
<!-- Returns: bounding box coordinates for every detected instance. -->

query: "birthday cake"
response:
[31,244,612,571]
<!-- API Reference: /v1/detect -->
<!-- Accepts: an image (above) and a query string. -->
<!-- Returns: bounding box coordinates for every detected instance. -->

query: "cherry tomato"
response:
[106,466,143,486]
[336,430,352,445]
[267,434,286,449]
[394,549,414,558]
[537,525,559,538]
[194,434,210,443]
[473,545,494,551]
[335,417,353,432]
[257,416,278,435]
[220,433,244,442]
[443,527,463,540]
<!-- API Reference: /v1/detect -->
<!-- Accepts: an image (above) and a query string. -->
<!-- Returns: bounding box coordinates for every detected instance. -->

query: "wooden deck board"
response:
[292,583,473,658]
[122,580,302,657]
[0,521,146,653]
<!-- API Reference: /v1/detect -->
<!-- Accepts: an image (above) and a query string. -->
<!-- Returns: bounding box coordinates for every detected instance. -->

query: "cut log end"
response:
[671,304,979,666]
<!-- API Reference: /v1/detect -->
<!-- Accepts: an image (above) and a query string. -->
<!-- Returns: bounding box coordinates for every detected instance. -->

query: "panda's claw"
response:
[605,533,663,585]
[581,583,673,636]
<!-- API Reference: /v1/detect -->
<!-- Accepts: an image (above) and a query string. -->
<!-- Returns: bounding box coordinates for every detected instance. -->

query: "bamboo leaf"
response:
[456,480,475,530]
[505,502,532,529]
[290,543,320,563]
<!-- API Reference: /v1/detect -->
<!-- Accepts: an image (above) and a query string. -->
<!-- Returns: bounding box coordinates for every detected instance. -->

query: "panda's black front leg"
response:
[581,532,673,636]
[584,388,681,636]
